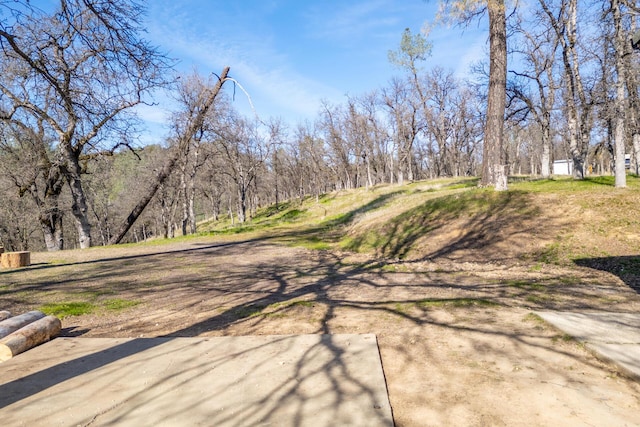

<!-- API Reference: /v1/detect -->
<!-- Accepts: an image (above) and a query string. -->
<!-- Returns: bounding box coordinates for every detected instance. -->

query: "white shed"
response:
[553,159,573,175]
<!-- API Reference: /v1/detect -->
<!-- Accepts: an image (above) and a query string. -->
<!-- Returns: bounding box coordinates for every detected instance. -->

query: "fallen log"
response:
[0,310,46,339]
[0,315,61,362]
[0,311,11,321]
[0,251,30,268]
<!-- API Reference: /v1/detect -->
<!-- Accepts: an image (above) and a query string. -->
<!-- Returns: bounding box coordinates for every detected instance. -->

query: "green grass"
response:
[39,297,140,319]
[525,294,555,304]
[415,298,500,308]
[287,235,332,250]
[230,304,267,319]
[523,312,546,324]
[103,298,140,311]
[533,242,562,264]
[40,302,96,318]
[552,333,576,343]
[505,280,547,291]
[229,300,317,320]
[513,174,640,192]
[267,300,315,310]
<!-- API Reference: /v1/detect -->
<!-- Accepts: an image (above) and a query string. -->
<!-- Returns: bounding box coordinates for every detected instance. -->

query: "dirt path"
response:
[3,237,640,426]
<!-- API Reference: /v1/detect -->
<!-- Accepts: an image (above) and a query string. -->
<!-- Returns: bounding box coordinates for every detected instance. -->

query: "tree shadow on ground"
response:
[0,239,262,277]
[574,256,640,294]
[2,239,640,425]
[342,189,555,263]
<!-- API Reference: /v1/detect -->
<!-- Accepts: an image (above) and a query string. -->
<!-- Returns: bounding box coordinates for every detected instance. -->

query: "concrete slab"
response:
[536,311,640,380]
[0,334,393,426]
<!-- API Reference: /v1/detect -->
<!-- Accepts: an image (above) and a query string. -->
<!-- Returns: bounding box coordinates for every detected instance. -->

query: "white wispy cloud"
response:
[305,0,400,45]
[145,0,343,124]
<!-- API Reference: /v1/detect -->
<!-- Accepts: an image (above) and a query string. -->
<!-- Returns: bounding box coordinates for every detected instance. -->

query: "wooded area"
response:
[1,0,639,252]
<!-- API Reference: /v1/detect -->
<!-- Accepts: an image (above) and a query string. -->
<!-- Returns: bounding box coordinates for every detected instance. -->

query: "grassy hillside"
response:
[199,175,640,271]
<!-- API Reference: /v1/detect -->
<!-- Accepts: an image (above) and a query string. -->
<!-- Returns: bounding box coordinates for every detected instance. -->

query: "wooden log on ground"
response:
[0,315,61,362]
[0,311,11,321]
[0,310,46,339]
[0,251,30,268]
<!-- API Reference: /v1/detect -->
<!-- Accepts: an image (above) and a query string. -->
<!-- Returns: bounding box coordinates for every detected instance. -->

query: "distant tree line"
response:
[1,0,639,251]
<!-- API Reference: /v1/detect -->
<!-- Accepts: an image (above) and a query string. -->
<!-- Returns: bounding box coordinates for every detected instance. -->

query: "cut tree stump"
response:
[0,315,61,362]
[0,311,11,321]
[0,310,46,339]
[0,251,30,268]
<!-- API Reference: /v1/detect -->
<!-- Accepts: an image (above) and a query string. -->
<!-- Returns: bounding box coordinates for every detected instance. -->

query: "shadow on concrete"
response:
[0,335,392,426]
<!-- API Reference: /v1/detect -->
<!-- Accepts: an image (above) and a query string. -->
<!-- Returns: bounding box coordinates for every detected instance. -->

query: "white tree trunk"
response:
[632,134,640,175]
[612,0,626,188]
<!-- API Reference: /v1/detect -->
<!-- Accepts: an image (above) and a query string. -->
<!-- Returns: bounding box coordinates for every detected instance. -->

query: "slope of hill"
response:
[200,175,640,279]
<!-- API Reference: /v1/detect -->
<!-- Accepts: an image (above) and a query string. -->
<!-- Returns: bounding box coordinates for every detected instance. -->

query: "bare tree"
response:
[0,0,170,248]
[0,120,67,250]
[381,78,422,184]
[288,123,328,202]
[610,0,632,187]
[209,105,269,223]
[625,13,640,175]
[508,6,560,178]
[539,0,596,179]
[109,67,231,244]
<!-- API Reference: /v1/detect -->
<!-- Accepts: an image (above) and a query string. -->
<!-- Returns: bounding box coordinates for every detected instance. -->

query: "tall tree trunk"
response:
[612,0,626,188]
[273,151,280,208]
[237,186,247,223]
[541,121,551,178]
[567,0,590,178]
[183,145,199,235]
[40,207,64,252]
[407,149,414,182]
[366,154,373,189]
[108,67,230,245]
[28,167,65,251]
[65,162,92,249]
[188,189,196,234]
[481,0,507,190]
[626,17,640,176]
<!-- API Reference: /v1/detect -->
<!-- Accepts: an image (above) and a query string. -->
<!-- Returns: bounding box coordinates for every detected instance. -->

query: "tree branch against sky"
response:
[0,0,171,249]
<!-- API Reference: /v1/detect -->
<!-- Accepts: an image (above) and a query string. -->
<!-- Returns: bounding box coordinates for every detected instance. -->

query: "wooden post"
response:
[0,311,46,339]
[0,315,61,362]
[0,251,30,268]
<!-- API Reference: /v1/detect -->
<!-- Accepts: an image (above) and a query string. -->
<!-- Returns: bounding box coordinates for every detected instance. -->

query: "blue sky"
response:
[138,0,488,140]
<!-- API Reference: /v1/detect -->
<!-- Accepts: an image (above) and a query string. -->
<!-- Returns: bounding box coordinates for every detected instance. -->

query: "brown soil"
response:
[3,235,640,426]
